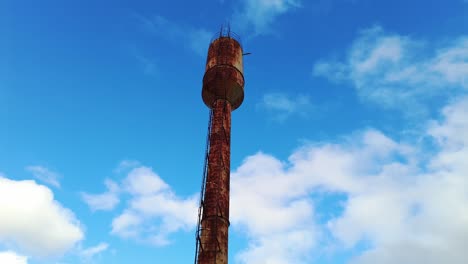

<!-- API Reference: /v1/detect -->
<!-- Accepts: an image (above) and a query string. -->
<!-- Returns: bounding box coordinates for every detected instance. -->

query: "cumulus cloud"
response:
[0,177,83,258]
[25,166,61,188]
[81,179,120,211]
[258,93,312,121]
[231,153,317,263]
[230,129,406,263]
[0,251,28,264]
[122,167,169,195]
[97,166,199,246]
[233,0,301,35]
[313,26,468,112]
[230,96,468,263]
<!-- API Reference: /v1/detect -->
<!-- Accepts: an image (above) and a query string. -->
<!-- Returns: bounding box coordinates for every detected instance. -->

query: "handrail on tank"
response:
[209,25,242,47]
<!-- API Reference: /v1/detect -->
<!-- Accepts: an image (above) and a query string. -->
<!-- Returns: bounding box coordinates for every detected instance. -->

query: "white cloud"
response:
[136,14,212,56]
[25,166,61,188]
[0,177,84,258]
[83,164,198,246]
[122,167,169,195]
[80,242,109,259]
[230,152,319,263]
[236,229,316,264]
[431,38,468,87]
[111,211,142,239]
[0,251,28,264]
[109,166,198,246]
[233,0,301,35]
[230,96,468,263]
[313,26,468,112]
[258,93,312,121]
[81,179,120,211]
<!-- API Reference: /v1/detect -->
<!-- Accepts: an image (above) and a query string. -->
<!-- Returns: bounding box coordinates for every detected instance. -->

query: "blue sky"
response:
[1,0,468,263]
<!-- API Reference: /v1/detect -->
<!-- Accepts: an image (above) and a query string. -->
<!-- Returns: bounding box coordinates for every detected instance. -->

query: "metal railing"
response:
[210,24,242,47]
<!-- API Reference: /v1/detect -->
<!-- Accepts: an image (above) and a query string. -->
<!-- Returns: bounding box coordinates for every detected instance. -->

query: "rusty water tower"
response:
[194,27,245,264]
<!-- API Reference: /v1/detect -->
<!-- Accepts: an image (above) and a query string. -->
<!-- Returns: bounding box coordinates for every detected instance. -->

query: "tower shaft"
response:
[198,99,232,264]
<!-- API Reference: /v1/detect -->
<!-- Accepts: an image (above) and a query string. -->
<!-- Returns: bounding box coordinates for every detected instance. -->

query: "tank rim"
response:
[209,30,242,48]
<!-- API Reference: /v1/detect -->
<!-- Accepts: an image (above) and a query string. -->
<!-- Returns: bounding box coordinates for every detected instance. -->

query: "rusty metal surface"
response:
[197,32,245,264]
[205,37,243,72]
[197,99,232,264]
[202,37,245,110]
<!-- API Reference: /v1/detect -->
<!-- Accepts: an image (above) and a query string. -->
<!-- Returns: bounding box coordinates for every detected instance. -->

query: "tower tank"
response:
[202,31,244,110]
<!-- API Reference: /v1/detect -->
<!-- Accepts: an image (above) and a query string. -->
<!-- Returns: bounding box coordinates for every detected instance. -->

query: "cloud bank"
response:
[0,177,83,258]
[231,95,468,263]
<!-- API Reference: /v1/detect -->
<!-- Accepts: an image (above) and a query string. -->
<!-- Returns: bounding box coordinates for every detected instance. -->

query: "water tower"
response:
[194,27,245,264]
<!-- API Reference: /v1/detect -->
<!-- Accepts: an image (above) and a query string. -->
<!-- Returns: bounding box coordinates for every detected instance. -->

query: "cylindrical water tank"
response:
[202,36,245,110]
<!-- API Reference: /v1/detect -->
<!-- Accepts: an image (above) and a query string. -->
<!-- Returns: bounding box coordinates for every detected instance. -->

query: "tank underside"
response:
[202,65,244,110]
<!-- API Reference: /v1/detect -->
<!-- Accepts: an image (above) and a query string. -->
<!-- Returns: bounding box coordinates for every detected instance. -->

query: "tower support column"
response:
[198,99,232,264]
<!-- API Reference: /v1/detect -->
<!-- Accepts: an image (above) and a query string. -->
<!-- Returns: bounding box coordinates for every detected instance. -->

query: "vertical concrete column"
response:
[198,99,232,264]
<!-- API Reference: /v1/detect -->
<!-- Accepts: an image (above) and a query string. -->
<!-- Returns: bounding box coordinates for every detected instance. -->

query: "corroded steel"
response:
[197,31,245,264]
[197,99,232,264]
[202,37,245,110]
